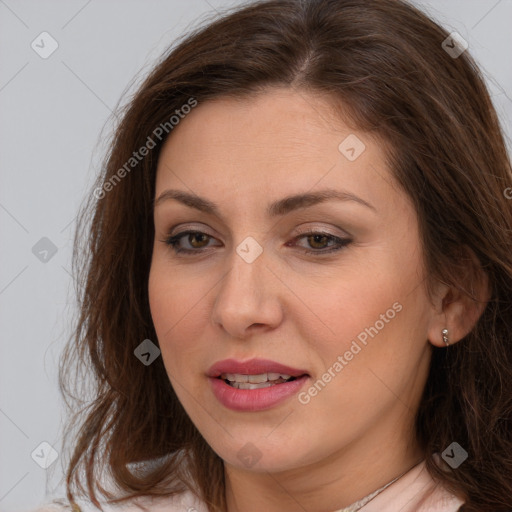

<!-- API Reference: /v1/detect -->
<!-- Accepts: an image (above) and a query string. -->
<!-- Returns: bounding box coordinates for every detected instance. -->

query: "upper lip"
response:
[207,358,309,378]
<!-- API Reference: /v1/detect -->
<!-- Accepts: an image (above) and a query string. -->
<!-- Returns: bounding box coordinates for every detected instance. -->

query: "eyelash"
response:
[162,230,352,256]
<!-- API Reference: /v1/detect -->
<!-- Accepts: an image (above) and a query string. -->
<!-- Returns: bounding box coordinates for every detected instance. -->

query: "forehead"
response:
[154,88,402,222]
[158,89,385,172]
[164,89,355,152]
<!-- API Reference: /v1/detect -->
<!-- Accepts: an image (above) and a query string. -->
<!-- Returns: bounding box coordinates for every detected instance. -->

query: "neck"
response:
[224,421,425,512]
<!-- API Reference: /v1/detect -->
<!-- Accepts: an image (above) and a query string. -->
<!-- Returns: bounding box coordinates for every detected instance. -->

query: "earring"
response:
[442,328,449,346]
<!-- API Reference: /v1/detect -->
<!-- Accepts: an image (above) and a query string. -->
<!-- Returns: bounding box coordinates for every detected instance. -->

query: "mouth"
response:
[207,358,310,411]
[207,357,309,379]
[218,372,302,389]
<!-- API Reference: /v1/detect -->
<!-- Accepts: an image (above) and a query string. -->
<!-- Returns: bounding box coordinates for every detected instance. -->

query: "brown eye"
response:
[188,233,210,248]
[291,231,352,255]
[306,234,330,249]
[164,230,217,254]
[163,230,351,257]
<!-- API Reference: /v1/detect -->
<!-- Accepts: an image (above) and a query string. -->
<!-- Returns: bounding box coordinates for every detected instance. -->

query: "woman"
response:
[38,0,512,511]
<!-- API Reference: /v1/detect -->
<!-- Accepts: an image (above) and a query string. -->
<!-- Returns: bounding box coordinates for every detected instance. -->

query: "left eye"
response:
[291,232,352,254]
[163,230,352,256]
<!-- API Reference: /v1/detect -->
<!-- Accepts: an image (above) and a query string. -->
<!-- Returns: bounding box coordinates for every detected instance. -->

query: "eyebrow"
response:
[154,188,376,217]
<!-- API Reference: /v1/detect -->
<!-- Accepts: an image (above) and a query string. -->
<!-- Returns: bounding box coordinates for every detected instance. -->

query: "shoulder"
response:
[362,457,465,512]
[24,503,71,512]
[31,489,209,512]
[31,450,209,512]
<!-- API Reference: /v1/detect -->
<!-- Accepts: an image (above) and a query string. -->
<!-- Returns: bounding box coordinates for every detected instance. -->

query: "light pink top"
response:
[356,459,464,512]
[31,459,465,512]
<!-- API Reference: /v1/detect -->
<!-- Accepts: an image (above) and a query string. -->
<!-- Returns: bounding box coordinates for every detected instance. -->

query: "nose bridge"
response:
[217,244,267,310]
[211,240,282,335]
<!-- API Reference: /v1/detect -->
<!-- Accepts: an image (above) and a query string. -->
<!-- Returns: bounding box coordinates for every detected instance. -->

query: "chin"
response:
[202,432,309,473]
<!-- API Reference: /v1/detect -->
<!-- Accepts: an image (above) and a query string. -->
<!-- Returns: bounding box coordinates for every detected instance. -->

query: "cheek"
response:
[300,262,431,410]
[148,254,218,385]
[148,259,224,436]
[297,248,429,386]
[294,263,403,353]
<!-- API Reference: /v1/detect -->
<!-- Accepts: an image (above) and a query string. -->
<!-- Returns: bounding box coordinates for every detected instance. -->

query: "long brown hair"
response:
[59,1,512,511]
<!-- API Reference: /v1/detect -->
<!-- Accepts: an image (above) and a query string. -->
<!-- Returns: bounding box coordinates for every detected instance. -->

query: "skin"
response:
[148,87,480,512]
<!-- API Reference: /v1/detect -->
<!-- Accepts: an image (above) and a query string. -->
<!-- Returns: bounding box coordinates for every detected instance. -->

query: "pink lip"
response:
[207,358,308,378]
[207,358,310,412]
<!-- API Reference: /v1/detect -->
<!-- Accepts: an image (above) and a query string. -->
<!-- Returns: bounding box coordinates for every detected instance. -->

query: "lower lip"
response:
[209,375,309,412]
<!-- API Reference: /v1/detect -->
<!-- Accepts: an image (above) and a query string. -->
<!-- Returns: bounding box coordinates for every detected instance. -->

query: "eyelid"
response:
[162,224,353,258]
[293,223,352,239]
[166,222,351,239]
[167,223,216,237]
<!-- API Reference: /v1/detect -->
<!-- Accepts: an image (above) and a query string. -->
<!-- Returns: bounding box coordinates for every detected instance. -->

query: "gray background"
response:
[1,1,510,510]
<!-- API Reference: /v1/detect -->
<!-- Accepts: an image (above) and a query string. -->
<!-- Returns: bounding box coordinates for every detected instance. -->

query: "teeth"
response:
[225,373,249,382]
[220,372,293,383]
[232,382,274,390]
[248,373,268,383]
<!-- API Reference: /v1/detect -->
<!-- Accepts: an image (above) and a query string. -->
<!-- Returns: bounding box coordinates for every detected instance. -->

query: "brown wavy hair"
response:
[58,0,512,511]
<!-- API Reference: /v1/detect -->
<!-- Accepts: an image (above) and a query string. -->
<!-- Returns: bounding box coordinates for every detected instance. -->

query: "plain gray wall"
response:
[1,1,510,510]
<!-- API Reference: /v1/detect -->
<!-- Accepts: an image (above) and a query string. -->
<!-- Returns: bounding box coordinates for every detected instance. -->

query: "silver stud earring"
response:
[442,328,449,346]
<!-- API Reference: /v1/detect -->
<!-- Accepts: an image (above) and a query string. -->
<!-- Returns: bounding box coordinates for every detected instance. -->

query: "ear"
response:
[427,247,491,348]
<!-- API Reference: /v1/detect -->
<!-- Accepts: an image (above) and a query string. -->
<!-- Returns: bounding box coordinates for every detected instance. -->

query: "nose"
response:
[211,245,284,339]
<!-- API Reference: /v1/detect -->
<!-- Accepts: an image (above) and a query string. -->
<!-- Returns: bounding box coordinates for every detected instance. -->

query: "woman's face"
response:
[149,88,436,475]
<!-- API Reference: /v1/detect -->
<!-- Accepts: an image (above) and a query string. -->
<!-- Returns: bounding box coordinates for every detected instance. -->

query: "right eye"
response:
[163,230,219,255]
